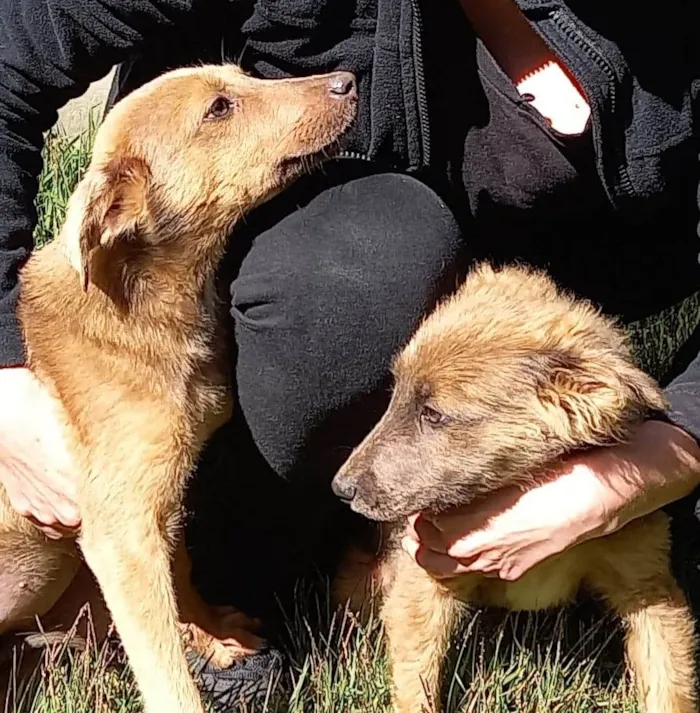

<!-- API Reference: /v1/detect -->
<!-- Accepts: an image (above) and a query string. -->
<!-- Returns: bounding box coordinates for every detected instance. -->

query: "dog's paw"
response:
[179,606,265,670]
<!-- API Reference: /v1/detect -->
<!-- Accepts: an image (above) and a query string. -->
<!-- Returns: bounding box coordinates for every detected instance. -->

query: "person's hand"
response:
[402,419,700,582]
[402,464,611,582]
[0,367,81,538]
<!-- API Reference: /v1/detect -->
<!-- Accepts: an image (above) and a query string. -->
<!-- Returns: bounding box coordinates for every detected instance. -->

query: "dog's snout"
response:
[327,72,357,98]
[332,477,357,504]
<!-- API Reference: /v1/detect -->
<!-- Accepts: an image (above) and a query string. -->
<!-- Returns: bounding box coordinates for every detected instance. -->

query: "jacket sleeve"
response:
[0,0,204,366]
[664,66,700,439]
[665,351,700,442]
[657,112,700,517]
[657,355,700,520]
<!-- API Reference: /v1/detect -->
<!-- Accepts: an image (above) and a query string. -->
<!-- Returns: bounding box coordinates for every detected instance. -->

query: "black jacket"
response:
[1,0,699,437]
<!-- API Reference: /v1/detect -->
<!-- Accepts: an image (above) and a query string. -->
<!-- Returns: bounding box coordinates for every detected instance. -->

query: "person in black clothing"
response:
[1,0,700,708]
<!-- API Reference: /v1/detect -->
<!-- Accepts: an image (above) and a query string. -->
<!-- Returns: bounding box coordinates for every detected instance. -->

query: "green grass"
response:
[3,122,640,712]
[34,113,98,248]
[5,596,638,713]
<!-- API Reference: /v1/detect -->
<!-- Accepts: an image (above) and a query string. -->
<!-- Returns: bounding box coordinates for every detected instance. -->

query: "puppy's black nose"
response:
[332,477,357,503]
[328,72,357,98]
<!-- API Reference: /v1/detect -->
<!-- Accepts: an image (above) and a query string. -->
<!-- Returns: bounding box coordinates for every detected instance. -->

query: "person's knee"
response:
[229,173,465,478]
[231,173,464,344]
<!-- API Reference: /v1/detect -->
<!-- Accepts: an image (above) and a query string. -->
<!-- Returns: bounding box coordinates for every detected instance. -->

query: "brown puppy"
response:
[332,264,697,713]
[0,64,356,713]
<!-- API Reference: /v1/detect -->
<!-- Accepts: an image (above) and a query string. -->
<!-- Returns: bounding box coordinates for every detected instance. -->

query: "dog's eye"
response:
[420,406,448,427]
[205,96,235,121]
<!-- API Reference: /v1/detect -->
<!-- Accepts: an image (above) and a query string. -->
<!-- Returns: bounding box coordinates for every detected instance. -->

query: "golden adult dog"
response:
[0,64,356,713]
[333,264,697,713]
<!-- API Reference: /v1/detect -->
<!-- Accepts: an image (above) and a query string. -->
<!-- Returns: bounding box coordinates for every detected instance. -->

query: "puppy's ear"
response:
[63,156,151,290]
[533,351,668,447]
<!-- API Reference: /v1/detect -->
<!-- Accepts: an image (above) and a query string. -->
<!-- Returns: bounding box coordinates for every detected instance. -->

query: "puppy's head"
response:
[61,65,357,289]
[332,264,667,521]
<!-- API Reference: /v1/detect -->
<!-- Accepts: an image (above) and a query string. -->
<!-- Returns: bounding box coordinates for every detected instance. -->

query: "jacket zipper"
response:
[409,0,431,167]
[548,9,635,202]
[340,0,430,168]
[338,149,372,161]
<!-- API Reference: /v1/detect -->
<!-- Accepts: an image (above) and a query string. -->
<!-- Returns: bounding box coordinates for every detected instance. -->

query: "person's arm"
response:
[402,420,700,581]
[0,0,207,535]
[402,0,700,584]
[0,0,208,366]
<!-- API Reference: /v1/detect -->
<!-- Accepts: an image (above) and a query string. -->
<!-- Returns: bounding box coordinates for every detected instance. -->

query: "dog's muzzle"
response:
[331,477,357,504]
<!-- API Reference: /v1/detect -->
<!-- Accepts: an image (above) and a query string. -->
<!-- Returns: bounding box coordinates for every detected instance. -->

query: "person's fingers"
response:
[39,448,79,504]
[37,472,79,509]
[22,457,79,509]
[49,495,81,529]
[0,368,80,537]
[26,497,61,528]
[455,554,503,577]
[444,529,495,560]
[37,519,80,539]
[498,562,526,582]
[33,523,67,540]
[415,512,501,562]
[24,501,69,539]
[3,474,79,535]
[402,536,468,579]
[1,457,81,531]
[3,483,33,519]
[411,515,449,554]
[426,488,525,534]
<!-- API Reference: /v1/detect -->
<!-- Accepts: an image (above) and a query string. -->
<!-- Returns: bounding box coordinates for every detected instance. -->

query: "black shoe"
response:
[188,647,286,712]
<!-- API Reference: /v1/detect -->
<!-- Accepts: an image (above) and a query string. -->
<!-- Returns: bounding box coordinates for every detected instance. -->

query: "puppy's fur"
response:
[0,64,356,713]
[333,264,698,713]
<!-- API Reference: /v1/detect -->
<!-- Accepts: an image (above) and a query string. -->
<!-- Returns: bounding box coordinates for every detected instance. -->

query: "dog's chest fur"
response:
[18,242,231,448]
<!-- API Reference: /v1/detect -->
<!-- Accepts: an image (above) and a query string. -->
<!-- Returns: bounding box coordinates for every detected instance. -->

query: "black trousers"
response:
[186,165,468,621]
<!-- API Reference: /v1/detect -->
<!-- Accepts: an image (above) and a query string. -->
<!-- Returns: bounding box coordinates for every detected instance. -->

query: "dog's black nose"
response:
[328,72,357,98]
[332,477,357,503]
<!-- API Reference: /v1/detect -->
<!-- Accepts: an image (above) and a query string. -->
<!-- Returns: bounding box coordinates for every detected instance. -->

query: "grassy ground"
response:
[2,124,640,712]
[6,599,638,713]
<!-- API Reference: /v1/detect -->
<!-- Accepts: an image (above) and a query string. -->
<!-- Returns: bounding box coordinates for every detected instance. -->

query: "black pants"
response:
[186,166,467,621]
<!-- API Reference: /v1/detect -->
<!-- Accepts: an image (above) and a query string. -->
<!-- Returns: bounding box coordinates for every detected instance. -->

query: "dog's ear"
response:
[532,350,668,447]
[63,156,151,290]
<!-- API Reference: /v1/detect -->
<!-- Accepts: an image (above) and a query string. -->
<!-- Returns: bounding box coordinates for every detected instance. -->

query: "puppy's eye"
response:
[420,405,448,427]
[205,96,234,121]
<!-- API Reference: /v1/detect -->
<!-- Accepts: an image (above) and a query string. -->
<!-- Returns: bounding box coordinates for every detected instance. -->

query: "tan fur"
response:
[333,263,698,713]
[0,64,356,713]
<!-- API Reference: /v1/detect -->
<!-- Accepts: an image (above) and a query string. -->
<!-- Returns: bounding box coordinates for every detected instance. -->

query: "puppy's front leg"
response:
[588,513,698,713]
[382,551,464,713]
[78,452,203,713]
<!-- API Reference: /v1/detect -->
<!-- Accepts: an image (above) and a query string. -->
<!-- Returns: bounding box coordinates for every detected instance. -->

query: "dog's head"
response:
[61,65,357,289]
[332,264,667,521]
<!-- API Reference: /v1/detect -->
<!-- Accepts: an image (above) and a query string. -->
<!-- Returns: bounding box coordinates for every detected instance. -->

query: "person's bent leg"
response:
[231,172,465,486]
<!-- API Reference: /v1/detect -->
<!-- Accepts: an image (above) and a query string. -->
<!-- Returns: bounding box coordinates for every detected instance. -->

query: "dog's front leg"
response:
[382,551,464,713]
[78,452,203,713]
[174,540,265,669]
